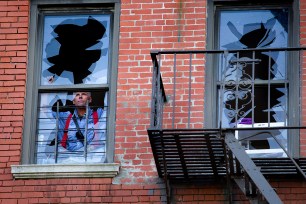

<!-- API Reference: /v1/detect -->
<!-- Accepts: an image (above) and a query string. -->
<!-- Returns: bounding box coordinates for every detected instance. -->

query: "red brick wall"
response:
[115,0,207,183]
[1,0,306,203]
[300,0,306,157]
[172,179,306,203]
[0,178,165,203]
[0,0,29,197]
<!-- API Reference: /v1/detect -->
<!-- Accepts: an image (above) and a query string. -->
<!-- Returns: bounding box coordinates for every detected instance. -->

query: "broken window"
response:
[217,8,290,157]
[22,2,119,165]
[34,14,112,164]
[36,91,108,164]
[41,15,110,85]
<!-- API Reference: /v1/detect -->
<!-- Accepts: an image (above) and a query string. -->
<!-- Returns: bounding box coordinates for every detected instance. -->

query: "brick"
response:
[5,45,27,50]
[3,81,25,87]
[100,197,113,203]
[122,196,139,202]
[0,187,12,193]
[0,75,14,81]
[0,40,17,45]
[13,186,35,192]
[39,198,60,203]
[0,199,17,204]
[110,190,132,196]
[0,192,21,199]
[7,12,28,17]
[89,178,112,184]
[111,197,123,202]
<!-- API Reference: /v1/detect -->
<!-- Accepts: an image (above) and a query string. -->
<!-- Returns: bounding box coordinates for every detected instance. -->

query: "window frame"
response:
[21,0,120,165]
[205,0,300,157]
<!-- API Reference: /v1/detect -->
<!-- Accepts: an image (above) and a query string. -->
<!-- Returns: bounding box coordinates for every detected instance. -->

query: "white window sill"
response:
[11,163,120,179]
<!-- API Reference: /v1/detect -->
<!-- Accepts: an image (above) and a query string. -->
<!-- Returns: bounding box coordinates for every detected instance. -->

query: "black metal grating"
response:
[253,158,306,176]
[148,129,306,182]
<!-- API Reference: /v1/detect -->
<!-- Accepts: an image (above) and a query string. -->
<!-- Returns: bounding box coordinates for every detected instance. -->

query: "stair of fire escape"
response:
[224,131,282,204]
[233,176,268,204]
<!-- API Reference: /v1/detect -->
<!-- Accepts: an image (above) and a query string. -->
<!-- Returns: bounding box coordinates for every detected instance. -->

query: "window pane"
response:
[40,14,111,85]
[219,9,288,80]
[218,85,287,158]
[236,126,287,158]
[220,86,286,127]
[35,91,108,164]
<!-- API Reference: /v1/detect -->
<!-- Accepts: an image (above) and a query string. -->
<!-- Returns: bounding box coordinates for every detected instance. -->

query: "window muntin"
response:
[217,8,289,157]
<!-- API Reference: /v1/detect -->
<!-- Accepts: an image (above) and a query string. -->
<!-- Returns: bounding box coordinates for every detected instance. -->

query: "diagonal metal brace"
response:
[224,131,282,204]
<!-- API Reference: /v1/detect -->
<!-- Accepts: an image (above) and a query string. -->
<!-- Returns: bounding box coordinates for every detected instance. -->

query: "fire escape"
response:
[147,48,306,203]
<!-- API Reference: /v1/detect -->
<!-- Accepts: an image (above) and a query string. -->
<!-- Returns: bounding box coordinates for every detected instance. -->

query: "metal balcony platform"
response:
[148,128,306,203]
[148,129,306,182]
[148,129,225,181]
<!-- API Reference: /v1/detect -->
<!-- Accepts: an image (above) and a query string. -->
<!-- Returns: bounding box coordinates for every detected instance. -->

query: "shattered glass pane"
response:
[219,9,288,80]
[40,14,110,85]
[218,9,289,157]
[35,91,108,164]
[220,87,286,127]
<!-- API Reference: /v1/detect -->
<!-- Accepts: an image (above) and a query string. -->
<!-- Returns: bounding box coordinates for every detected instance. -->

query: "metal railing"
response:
[150,47,306,159]
[149,47,306,204]
[35,103,107,164]
[150,47,306,129]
